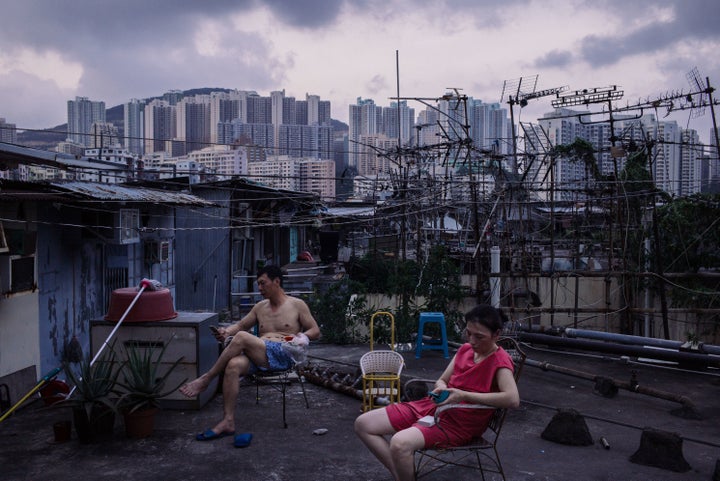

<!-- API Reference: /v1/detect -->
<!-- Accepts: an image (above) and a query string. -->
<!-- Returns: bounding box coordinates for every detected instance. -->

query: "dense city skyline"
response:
[0,0,719,144]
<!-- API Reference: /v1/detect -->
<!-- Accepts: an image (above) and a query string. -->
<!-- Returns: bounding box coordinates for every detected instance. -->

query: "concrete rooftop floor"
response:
[1,340,719,481]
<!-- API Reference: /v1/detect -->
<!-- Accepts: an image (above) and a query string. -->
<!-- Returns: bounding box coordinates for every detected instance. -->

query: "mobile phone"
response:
[209,326,219,334]
[428,390,449,403]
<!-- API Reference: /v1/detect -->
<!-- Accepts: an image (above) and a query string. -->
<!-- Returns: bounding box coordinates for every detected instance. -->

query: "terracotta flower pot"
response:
[123,407,158,439]
[73,405,115,444]
[53,420,72,443]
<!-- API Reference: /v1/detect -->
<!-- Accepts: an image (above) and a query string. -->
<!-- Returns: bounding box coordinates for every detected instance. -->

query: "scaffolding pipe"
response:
[518,332,720,368]
[525,358,699,417]
[563,328,720,356]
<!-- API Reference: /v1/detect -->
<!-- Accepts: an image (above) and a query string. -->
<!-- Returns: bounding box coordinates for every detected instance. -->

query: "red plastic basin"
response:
[104,287,177,323]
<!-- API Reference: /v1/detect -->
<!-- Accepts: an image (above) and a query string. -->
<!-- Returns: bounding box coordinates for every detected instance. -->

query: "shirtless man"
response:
[179,265,321,440]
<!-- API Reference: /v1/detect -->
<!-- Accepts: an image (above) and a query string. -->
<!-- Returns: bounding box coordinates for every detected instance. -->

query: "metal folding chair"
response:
[252,363,310,428]
[411,337,526,480]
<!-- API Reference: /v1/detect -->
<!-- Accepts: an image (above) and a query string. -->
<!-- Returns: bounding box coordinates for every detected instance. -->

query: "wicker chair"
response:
[410,337,526,480]
[360,350,405,412]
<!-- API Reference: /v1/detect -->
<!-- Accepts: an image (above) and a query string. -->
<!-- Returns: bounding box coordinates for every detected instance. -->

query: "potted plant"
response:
[116,341,185,438]
[62,348,120,444]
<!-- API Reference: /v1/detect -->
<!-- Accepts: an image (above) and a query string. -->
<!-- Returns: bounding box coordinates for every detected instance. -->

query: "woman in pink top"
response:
[354,305,520,481]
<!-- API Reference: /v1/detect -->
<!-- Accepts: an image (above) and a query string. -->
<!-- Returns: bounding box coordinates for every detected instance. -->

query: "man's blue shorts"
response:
[249,340,294,374]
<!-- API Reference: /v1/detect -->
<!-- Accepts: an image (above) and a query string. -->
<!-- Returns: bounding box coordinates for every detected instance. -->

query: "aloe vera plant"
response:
[63,348,120,418]
[116,340,185,413]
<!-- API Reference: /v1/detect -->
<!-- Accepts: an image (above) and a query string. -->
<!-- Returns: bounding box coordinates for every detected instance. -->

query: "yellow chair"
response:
[360,311,404,411]
[360,349,404,412]
[369,311,395,351]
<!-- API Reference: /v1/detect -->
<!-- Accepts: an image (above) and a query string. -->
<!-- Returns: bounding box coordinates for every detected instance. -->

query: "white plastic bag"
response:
[281,332,309,364]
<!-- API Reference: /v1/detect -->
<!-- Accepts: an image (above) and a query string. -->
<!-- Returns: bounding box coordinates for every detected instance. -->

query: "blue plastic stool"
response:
[415,312,449,359]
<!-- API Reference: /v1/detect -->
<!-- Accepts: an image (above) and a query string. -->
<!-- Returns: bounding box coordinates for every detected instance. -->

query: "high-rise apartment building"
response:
[537,108,603,201]
[679,129,702,196]
[89,121,119,148]
[0,118,17,144]
[356,135,396,177]
[277,124,333,159]
[246,93,272,124]
[218,120,275,150]
[210,91,242,144]
[348,98,381,169]
[297,158,335,201]
[247,155,297,191]
[382,101,415,146]
[708,128,720,191]
[535,109,702,199]
[245,155,334,200]
[162,90,184,105]
[124,98,144,156]
[143,99,176,154]
[176,95,211,155]
[67,96,106,146]
[416,109,442,147]
[186,145,248,177]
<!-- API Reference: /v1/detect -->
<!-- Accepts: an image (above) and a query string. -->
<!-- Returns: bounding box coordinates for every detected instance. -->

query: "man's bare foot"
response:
[179,377,210,397]
[212,419,235,435]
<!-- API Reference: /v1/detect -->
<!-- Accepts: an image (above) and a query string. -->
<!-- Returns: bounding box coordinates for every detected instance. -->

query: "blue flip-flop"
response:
[233,433,253,448]
[195,429,235,441]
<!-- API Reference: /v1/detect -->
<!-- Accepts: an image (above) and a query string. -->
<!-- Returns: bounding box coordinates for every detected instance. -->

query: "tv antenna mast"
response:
[686,67,720,158]
[501,75,567,175]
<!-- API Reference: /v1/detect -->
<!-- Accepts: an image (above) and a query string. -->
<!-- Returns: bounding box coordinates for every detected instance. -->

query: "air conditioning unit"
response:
[235,203,252,240]
[0,223,8,254]
[0,255,36,294]
[116,209,140,244]
[144,240,170,264]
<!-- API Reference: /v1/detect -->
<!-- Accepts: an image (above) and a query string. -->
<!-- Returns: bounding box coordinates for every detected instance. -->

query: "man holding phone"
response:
[179,265,321,441]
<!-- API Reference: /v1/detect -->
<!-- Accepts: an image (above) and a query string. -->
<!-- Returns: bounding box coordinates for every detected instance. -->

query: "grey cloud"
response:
[578,0,720,66]
[0,71,68,127]
[263,0,345,28]
[0,0,302,116]
[366,74,389,95]
[533,49,575,69]
[0,0,350,54]
[0,1,251,50]
[76,28,281,102]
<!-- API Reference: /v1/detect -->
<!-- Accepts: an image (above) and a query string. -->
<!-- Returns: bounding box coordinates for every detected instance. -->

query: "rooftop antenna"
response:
[686,67,707,119]
[686,67,720,160]
[552,85,624,147]
[501,75,567,175]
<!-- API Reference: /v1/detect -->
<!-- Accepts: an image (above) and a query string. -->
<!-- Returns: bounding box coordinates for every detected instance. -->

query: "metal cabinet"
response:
[90,311,219,410]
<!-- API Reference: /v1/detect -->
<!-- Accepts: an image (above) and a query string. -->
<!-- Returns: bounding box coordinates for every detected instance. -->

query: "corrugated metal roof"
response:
[324,205,376,217]
[50,181,216,206]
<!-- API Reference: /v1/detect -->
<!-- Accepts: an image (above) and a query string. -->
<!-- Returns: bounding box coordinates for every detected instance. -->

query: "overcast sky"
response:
[1,0,719,143]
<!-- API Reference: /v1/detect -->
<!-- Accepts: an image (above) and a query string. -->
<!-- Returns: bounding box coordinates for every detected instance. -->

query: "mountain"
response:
[17,87,347,150]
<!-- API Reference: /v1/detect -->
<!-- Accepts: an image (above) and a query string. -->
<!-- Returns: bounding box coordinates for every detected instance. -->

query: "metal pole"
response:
[491,246,501,308]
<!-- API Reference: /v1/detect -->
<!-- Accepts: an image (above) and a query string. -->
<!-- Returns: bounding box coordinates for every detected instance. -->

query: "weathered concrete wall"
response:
[37,209,105,376]
[358,274,718,344]
[0,291,39,378]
